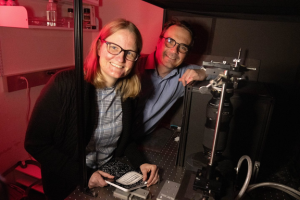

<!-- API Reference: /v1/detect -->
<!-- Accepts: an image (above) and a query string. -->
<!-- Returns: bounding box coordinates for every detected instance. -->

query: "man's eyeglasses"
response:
[162,37,190,54]
[100,39,139,61]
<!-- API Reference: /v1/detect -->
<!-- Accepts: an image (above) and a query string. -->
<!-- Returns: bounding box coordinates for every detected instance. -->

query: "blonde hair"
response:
[84,19,142,100]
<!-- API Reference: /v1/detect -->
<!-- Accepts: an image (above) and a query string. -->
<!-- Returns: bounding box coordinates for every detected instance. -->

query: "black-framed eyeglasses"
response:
[100,39,139,61]
[162,37,190,54]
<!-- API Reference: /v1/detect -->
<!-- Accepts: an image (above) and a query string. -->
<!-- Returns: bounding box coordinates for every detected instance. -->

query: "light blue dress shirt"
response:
[133,52,203,137]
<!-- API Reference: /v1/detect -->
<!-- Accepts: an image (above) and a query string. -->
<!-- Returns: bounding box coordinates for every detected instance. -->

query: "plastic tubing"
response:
[234,155,300,200]
[247,182,300,199]
[234,155,253,200]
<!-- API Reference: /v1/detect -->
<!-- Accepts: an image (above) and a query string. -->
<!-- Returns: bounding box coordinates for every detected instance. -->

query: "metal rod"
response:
[74,0,86,190]
[234,48,241,68]
[209,70,228,166]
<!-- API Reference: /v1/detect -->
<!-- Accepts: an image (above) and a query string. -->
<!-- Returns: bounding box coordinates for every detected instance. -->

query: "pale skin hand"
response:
[178,69,207,86]
[88,170,114,189]
[140,163,159,187]
[88,164,159,188]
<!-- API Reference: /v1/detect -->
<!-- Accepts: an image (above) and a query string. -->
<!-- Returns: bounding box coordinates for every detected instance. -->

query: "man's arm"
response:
[178,68,207,86]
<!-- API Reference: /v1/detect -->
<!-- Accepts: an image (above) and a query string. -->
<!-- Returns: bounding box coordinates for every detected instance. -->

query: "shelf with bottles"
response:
[58,0,99,7]
[0,0,17,6]
[0,3,99,31]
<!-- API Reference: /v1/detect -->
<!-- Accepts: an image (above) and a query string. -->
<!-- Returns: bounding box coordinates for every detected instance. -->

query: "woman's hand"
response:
[88,170,114,189]
[140,163,159,187]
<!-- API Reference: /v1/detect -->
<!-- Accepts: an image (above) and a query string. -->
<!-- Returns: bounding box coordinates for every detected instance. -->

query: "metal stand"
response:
[193,70,231,199]
[193,49,255,199]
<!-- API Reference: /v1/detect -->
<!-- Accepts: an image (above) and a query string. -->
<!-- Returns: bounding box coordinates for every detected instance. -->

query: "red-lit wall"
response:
[0,0,163,174]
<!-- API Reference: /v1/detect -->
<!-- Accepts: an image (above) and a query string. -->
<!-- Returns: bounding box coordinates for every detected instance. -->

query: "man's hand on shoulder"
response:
[179,69,207,86]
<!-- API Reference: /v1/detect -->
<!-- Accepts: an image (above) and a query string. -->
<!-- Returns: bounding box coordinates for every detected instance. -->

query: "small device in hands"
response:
[105,171,147,192]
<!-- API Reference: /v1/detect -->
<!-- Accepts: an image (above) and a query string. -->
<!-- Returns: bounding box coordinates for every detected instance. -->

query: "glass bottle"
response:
[46,0,57,27]
[0,0,7,6]
[66,8,73,28]
[6,0,16,6]
[83,8,91,29]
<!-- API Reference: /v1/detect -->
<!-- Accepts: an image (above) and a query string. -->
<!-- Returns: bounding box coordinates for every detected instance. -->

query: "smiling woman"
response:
[24,18,159,200]
[84,19,143,99]
[97,29,138,87]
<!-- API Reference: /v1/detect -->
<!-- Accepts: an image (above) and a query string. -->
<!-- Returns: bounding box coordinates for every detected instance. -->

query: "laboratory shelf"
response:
[0,5,98,31]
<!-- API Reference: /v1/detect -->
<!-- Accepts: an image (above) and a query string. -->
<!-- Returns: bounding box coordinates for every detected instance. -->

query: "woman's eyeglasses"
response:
[100,39,139,61]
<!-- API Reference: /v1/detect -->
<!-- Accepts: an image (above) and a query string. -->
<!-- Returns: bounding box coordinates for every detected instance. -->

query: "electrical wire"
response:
[19,76,34,161]
[19,76,31,123]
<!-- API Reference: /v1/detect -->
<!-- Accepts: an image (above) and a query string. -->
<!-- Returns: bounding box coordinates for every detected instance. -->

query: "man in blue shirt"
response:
[133,19,208,138]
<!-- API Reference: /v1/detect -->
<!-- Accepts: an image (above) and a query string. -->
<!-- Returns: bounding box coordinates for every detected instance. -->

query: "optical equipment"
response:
[193,49,255,199]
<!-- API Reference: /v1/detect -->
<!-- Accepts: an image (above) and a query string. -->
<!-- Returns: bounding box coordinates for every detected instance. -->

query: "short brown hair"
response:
[160,18,194,47]
[84,19,142,100]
